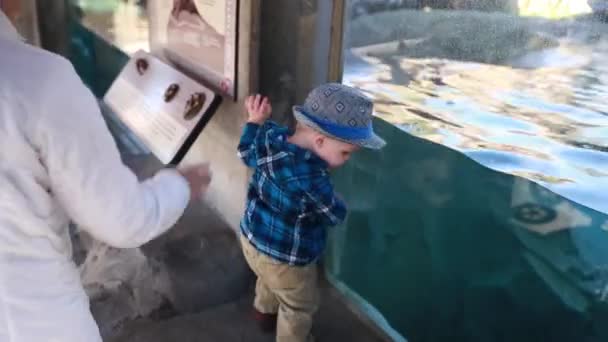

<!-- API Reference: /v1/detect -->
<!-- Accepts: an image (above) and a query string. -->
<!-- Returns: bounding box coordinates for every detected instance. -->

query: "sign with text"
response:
[104,50,221,165]
[149,0,239,98]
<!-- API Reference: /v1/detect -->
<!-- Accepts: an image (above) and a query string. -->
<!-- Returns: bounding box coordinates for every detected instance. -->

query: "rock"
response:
[348,10,558,65]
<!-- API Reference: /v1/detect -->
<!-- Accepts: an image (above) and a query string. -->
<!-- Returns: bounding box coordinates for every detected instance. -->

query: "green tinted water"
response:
[327,118,608,342]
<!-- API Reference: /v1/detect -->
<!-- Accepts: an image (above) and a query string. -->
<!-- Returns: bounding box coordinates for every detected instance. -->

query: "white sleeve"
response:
[33,57,190,248]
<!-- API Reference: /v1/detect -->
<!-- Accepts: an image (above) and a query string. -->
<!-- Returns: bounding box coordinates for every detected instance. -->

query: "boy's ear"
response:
[314,134,325,148]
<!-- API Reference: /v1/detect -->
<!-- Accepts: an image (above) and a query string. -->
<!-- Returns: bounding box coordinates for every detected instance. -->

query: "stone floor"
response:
[81,152,391,342]
[87,200,388,342]
[108,284,388,342]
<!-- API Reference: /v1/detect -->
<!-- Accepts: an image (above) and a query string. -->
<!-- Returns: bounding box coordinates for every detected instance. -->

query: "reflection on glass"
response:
[71,0,150,54]
[519,0,591,18]
[328,1,608,341]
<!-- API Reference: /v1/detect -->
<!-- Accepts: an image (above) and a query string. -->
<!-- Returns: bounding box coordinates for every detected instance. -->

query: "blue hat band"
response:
[298,108,373,141]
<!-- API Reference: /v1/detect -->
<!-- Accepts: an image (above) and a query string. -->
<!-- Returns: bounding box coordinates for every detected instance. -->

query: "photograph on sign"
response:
[149,0,238,98]
[103,50,221,165]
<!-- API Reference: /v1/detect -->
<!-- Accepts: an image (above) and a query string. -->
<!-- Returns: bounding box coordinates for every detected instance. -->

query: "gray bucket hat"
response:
[293,83,386,150]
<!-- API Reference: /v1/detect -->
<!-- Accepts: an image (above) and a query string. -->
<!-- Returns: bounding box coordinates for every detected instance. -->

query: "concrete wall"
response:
[176,0,260,230]
[35,0,335,231]
[185,0,337,229]
[258,0,336,126]
[35,0,260,230]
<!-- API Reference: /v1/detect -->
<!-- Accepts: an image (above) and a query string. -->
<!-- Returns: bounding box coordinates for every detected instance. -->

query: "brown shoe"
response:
[253,308,278,333]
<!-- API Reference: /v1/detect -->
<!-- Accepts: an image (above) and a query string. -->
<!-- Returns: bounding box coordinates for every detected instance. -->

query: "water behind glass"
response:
[327,2,608,341]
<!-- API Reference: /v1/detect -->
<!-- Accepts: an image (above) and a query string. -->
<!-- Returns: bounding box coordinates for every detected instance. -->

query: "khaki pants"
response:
[240,235,319,342]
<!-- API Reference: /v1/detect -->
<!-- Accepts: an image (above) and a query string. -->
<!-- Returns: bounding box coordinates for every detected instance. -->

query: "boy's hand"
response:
[245,94,272,124]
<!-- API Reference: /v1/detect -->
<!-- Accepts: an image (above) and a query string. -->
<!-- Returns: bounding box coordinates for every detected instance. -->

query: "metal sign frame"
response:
[104,50,222,166]
[149,0,239,99]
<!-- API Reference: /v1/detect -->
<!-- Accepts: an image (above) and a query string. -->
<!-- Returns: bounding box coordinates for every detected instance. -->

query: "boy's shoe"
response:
[253,308,278,333]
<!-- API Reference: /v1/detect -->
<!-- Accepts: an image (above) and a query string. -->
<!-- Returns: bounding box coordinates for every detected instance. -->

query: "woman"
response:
[0,8,211,342]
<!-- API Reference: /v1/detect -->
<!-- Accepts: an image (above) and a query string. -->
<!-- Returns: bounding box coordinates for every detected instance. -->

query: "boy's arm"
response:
[304,175,347,227]
[237,123,261,168]
[238,94,272,168]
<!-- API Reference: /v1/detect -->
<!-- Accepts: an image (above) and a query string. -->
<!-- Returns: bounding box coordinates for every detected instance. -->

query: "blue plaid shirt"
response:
[237,121,347,266]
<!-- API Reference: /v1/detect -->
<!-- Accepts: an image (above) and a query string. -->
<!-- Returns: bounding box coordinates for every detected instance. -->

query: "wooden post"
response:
[35,0,68,54]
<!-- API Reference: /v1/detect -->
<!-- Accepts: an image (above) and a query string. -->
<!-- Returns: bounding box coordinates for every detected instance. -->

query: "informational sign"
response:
[149,0,238,98]
[104,50,222,165]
